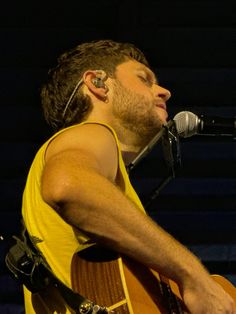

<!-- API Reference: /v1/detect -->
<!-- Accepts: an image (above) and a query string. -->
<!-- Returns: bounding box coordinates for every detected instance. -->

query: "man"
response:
[22,39,235,313]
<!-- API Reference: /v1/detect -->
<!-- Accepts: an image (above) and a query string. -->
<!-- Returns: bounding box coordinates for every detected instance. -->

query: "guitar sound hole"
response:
[77,245,118,262]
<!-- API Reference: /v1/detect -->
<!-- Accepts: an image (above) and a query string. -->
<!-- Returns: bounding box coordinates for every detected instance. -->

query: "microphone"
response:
[173,111,236,138]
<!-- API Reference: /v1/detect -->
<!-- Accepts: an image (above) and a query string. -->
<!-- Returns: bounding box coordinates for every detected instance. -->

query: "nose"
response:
[154,84,171,102]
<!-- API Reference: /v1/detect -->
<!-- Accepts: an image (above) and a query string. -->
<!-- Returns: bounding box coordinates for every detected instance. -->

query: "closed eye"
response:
[138,75,152,86]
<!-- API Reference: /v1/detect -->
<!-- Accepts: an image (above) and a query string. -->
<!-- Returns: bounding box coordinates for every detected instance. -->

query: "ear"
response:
[83,70,108,100]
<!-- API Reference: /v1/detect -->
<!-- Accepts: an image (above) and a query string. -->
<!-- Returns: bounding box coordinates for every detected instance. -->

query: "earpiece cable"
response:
[62,78,84,118]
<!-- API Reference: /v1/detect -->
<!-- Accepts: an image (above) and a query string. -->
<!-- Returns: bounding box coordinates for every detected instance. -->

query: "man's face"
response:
[110,60,171,139]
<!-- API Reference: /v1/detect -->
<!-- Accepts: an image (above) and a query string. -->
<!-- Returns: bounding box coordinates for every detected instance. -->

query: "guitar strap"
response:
[5,220,108,314]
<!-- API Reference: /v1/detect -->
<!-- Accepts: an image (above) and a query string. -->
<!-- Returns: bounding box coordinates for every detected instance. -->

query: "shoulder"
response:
[45,123,119,181]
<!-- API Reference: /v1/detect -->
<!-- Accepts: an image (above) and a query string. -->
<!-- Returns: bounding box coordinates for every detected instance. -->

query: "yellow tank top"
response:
[22,122,144,313]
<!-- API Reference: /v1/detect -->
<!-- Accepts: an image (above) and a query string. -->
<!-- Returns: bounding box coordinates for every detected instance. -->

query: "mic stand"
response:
[127,120,181,209]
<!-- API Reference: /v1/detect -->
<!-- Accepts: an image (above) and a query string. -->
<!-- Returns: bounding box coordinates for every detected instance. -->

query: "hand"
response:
[182,275,236,314]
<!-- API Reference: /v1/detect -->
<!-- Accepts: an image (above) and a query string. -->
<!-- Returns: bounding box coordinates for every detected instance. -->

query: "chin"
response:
[155,115,167,127]
[155,108,168,124]
[159,113,168,125]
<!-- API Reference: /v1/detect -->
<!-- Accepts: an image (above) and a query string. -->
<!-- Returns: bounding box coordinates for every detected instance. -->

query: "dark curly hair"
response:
[40,39,149,132]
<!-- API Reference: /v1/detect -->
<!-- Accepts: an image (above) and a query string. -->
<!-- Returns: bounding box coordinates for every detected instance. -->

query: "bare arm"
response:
[41,124,235,313]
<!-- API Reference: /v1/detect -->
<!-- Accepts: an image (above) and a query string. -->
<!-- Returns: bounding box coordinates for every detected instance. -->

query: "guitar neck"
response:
[159,274,183,314]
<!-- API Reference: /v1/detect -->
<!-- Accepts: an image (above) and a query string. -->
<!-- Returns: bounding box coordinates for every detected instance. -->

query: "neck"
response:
[85,104,157,164]
[121,150,140,166]
[109,118,155,166]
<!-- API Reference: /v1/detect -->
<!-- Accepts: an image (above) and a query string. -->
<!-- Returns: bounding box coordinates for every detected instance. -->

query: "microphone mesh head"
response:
[173,111,199,138]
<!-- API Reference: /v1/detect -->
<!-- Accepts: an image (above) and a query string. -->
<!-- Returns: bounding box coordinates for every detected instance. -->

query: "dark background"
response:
[0,1,235,312]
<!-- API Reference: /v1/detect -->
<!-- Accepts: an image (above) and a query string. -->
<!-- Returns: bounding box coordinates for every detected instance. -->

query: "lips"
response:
[155,103,167,111]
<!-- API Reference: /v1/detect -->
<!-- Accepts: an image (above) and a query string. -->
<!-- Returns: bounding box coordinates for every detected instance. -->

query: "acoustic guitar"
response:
[71,246,236,313]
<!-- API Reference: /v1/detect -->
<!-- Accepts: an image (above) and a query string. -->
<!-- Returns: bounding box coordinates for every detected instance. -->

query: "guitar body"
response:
[71,247,236,313]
